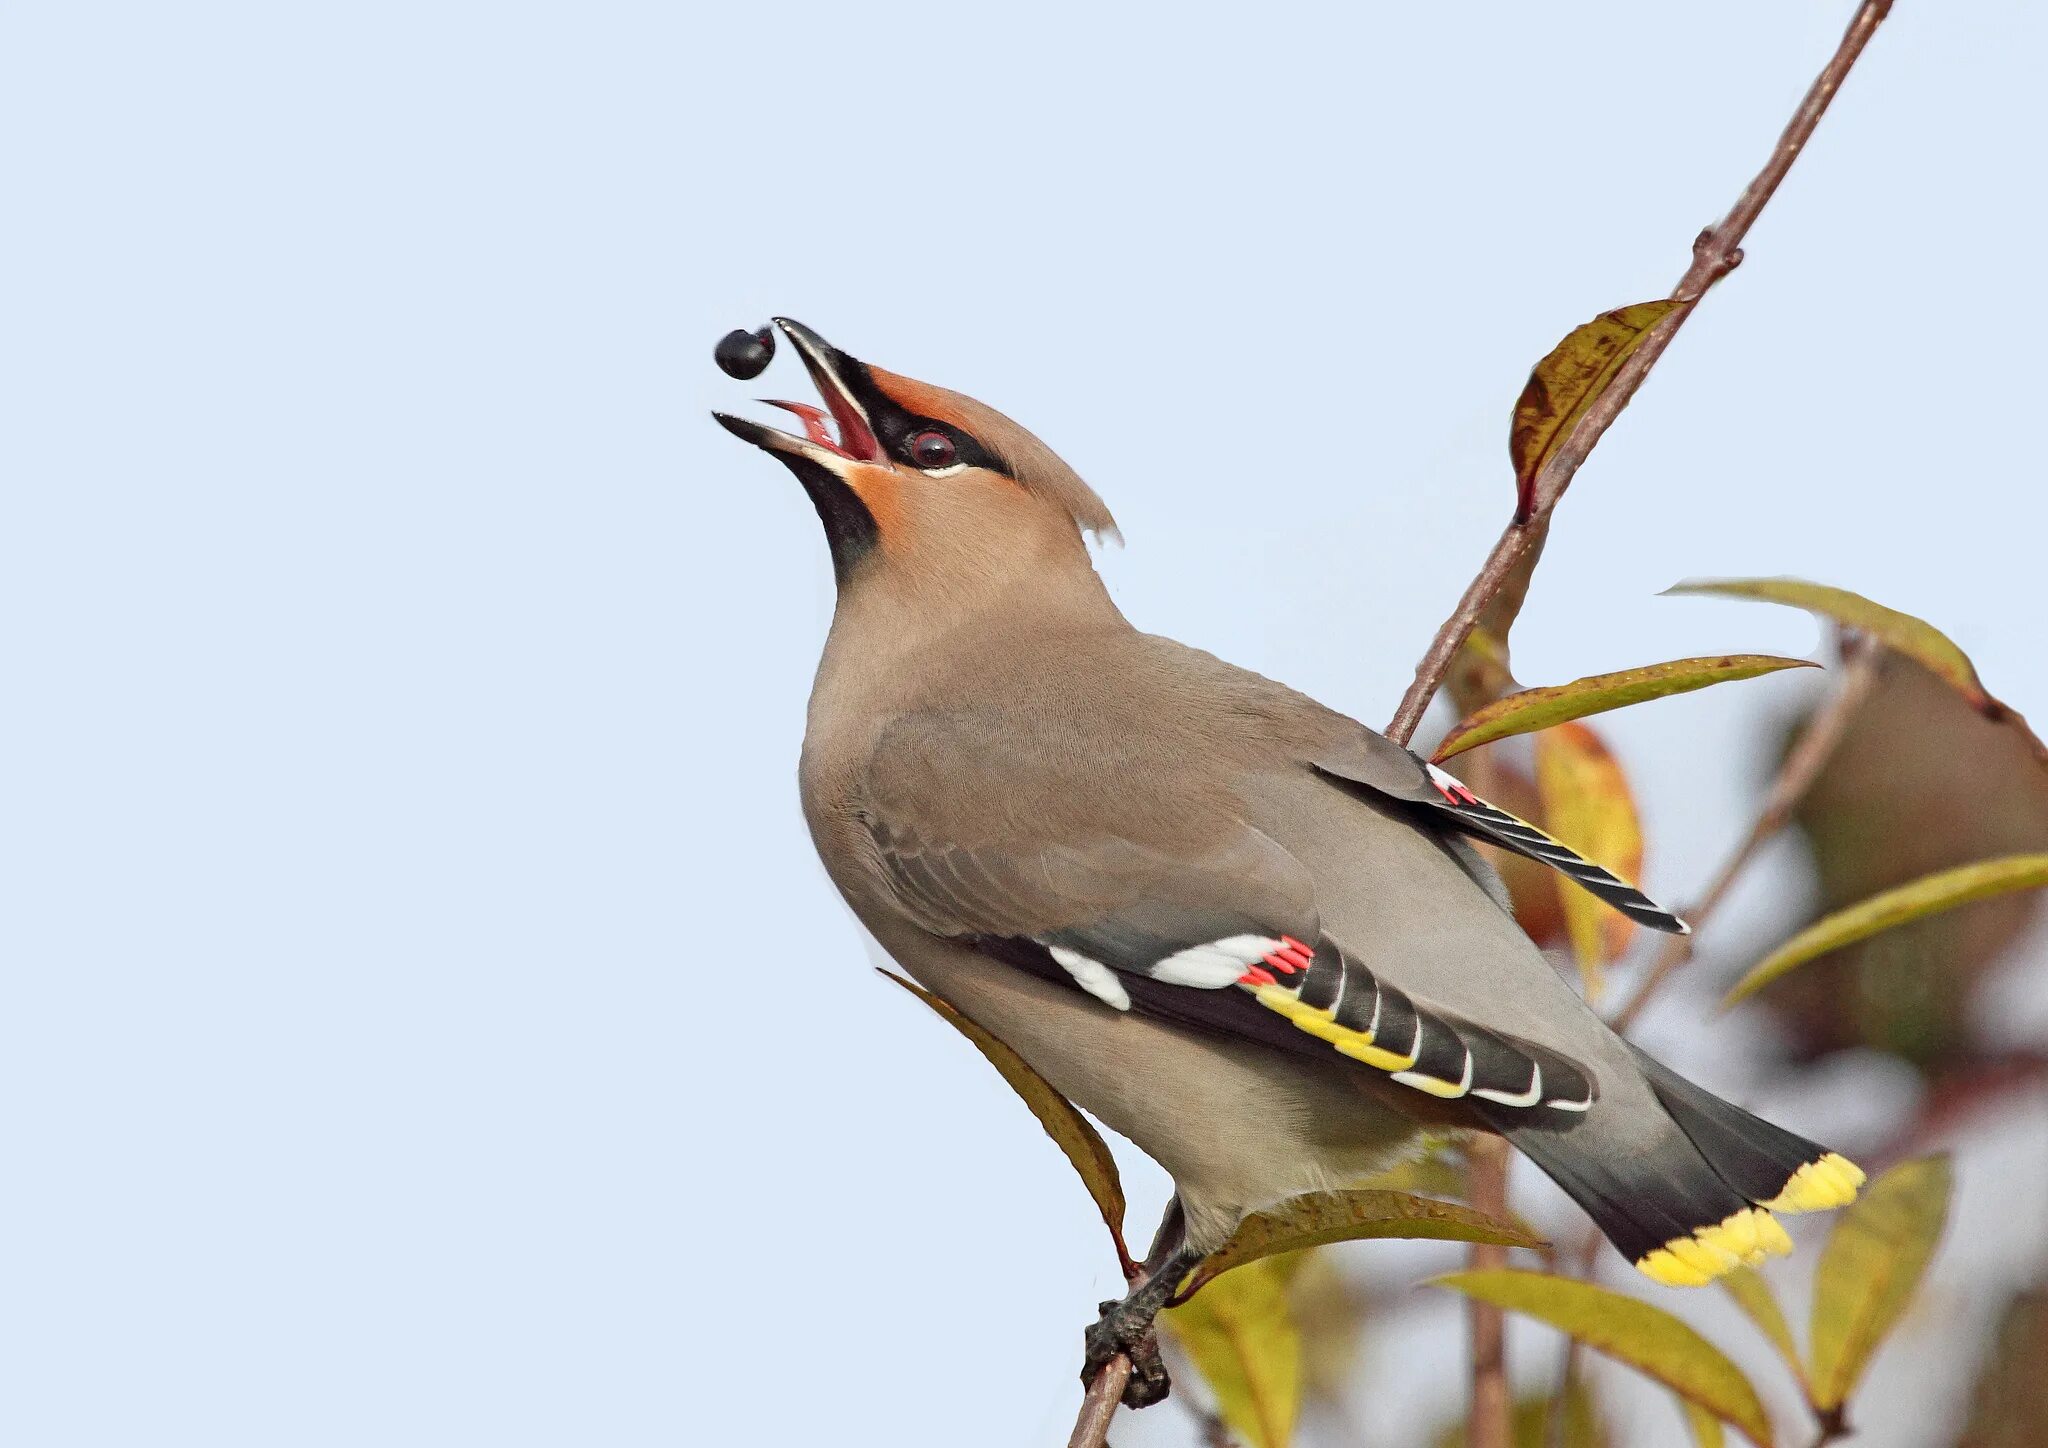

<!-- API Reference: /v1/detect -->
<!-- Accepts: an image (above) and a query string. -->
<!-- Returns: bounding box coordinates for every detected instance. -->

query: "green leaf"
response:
[1162,1254,1305,1448]
[1719,1268,1805,1390]
[1681,1399,1727,1448]
[1662,578,1990,711]
[1511,300,1686,521]
[1432,655,1816,762]
[1432,1270,1774,1448]
[1809,1156,1954,1411]
[1177,1189,1544,1302]
[1722,854,2048,1007]
[1534,722,1644,1001]
[878,970,1133,1276]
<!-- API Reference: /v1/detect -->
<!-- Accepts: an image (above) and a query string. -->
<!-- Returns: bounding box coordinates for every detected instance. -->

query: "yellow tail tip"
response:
[1766,1153,1866,1214]
[1635,1206,1794,1288]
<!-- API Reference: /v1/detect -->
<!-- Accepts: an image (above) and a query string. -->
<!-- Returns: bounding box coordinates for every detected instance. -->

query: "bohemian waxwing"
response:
[714,318,1864,1401]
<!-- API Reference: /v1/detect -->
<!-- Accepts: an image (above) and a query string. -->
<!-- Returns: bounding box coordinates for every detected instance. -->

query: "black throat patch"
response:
[769,450,878,584]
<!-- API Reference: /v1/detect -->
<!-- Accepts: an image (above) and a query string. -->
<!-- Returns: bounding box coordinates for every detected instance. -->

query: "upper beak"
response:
[712,317,883,470]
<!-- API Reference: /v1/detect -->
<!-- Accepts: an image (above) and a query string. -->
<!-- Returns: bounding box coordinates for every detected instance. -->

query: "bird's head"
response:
[715,319,1117,590]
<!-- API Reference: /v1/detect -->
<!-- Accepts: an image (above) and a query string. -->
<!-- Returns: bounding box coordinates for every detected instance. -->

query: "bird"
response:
[713,317,1864,1404]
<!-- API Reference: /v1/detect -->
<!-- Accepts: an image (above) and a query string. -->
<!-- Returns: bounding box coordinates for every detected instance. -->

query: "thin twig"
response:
[1067,1355,1131,1448]
[1810,1405,1853,1447]
[1386,0,1898,747]
[1609,642,1880,1032]
[1539,1229,1608,1448]
[1382,11,1897,1448]
[1190,1405,1238,1448]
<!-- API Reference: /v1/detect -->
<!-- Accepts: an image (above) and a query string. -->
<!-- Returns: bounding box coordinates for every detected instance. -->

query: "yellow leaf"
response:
[1353,1148,1467,1201]
[1176,1188,1544,1301]
[1534,722,1645,1000]
[878,970,1132,1276]
[1432,1270,1775,1448]
[1809,1156,1954,1411]
[1682,1399,1727,1448]
[1511,300,1686,520]
[1432,655,1816,762]
[1722,854,2048,1007]
[1162,1254,1305,1448]
[1719,1267,1805,1390]
[1663,579,1989,711]
[1287,1251,1369,1405]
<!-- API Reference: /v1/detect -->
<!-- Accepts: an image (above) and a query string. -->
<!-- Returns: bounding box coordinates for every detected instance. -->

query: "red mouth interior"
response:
[764,383,880,463]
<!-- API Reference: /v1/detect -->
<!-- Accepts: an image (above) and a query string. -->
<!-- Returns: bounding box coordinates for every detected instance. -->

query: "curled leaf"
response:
[1433,656,1817,762]
[1162,1254,1305,1448]
[1809,1156,1953,1411]
[1723,854,2048,1007]
[1177,1188,1542,1302]
[1511,300,1686,521]
[1534,722,1645,1000]
[1719,1267,1805,1391]
[1663,579,1989,712]
[878,970,1133,1276]
[1432,1270,1774,1448]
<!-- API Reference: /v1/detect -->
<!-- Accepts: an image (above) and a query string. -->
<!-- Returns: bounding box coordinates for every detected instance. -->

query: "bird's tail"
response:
[1490,1046,1864,1287]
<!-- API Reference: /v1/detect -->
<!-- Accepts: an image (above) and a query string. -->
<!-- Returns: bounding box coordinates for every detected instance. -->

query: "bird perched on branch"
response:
[714,318,1863,1405]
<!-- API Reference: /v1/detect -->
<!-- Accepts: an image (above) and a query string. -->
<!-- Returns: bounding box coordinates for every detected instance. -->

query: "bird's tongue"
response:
[762,396,880,462]
[763,400,843,454]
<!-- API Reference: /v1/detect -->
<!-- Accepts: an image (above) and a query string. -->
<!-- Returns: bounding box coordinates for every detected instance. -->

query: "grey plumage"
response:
[717,318,1864,1289]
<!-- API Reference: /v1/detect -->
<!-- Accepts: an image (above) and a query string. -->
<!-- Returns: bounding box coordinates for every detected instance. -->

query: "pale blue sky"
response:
[7,3,2045,1445]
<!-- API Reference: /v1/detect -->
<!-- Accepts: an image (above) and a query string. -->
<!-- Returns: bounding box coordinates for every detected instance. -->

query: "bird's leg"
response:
[1082,1198,1203,1410]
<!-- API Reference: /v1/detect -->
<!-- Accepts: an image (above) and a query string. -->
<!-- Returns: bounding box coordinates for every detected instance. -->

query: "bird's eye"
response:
[909,430,958,470]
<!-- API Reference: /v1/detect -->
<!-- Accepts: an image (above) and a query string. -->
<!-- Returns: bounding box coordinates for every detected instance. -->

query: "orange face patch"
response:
[842,462,907,543]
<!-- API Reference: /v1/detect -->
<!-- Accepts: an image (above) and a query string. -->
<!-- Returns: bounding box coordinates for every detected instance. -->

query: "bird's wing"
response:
[1310,728,1688,935]
[858,711,1599,1122]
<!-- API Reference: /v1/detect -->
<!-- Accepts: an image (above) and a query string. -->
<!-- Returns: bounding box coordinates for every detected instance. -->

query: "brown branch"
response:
[1384,11,1896,1448]
[1190,1406,1239,1448]
[1067,1355,1131,1448]
[1810,1404,1853,1448]
[1385,0,1897,747]
[1539,1228,1608,1448]
[1465,1136,1515,1448]
[1608,640,1879,1032]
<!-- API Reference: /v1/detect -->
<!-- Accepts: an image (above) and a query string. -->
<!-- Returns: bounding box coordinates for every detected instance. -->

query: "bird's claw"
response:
[1082,1297,1172,1408]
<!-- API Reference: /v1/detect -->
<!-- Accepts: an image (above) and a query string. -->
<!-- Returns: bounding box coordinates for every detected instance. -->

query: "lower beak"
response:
[712,317,882,471]
[712,408,850,471]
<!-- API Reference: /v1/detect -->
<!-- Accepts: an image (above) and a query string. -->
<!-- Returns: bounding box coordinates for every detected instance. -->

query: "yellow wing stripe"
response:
[1251,984,1418,1071]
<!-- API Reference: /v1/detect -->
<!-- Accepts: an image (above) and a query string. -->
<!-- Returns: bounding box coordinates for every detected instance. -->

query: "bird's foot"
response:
[1082,1295,1172,1408]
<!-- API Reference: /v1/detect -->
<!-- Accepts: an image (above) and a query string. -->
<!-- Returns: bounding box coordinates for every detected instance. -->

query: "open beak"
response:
[712,318,883,471]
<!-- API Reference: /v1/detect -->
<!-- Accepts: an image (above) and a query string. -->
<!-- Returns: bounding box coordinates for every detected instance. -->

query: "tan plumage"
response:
[714,319,1863,1310]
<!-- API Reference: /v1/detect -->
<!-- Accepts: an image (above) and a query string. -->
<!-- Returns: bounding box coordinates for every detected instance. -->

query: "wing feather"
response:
[1311,733,1688,935]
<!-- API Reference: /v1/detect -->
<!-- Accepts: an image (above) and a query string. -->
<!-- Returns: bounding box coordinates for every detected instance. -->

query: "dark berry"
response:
[714,326,775,380]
